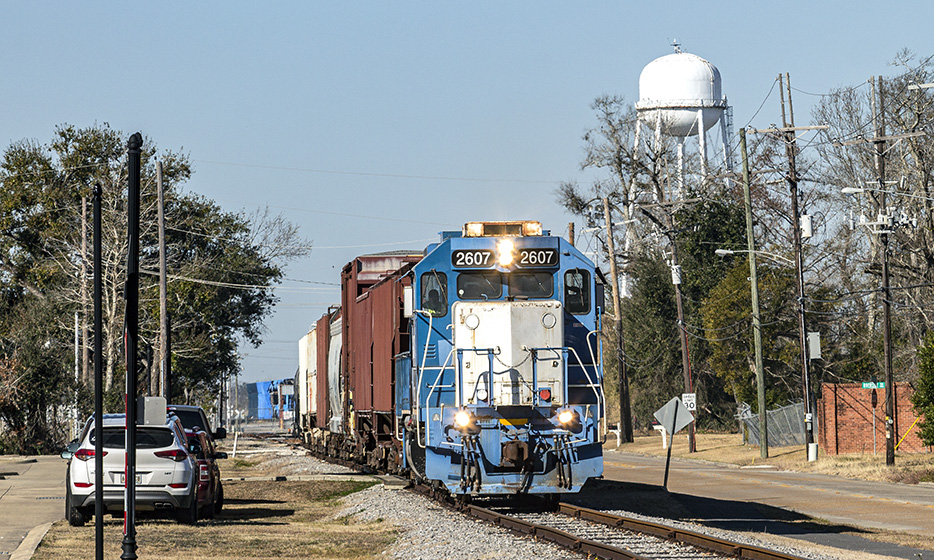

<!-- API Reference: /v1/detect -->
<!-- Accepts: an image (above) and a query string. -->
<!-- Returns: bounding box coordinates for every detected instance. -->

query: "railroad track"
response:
[471,502,808,560]
[292,436,809,560]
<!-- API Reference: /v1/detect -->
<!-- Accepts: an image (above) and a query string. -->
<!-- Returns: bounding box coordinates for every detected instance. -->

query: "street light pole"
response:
[740,129,768,458]
[122,132,142,560]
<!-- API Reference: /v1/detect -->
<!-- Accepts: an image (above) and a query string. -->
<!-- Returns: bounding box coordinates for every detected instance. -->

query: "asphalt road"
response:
[598,449,934,559]
[0,455,65,559]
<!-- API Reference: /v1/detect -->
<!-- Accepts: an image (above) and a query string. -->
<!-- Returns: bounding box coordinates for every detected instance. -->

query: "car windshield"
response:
[171,410,208,433]
[91,427,176,449]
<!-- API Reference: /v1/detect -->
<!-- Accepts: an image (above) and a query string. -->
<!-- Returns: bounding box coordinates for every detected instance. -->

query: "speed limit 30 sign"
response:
[682,393,697,411]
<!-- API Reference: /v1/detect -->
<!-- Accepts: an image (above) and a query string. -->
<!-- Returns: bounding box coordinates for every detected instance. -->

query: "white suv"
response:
[63,413,199,525]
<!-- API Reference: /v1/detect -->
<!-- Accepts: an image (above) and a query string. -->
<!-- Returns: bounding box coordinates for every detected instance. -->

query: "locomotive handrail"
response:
[419,348,455,449]
[415,308,452,449]
[587,329,608,440]
[567,345,607,439]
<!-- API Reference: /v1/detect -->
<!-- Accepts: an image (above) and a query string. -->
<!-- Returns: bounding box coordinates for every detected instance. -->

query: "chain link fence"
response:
[737,401,811,447]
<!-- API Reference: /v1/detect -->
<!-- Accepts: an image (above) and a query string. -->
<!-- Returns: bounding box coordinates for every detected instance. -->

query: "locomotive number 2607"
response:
[452,250,493,267]
[518,248,558,267]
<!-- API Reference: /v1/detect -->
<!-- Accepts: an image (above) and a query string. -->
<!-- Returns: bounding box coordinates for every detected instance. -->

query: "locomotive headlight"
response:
[455,410,472,428]
[557,408,582,433]
[497,239,516,266]
[464,313,480,330]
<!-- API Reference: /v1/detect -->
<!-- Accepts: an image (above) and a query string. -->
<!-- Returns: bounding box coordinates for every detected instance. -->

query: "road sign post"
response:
[654,397,695,491]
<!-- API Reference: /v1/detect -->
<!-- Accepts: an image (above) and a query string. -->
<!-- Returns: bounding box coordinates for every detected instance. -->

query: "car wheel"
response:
[175,488,198,525]
[66,486,88,527]
[213,482,224,515]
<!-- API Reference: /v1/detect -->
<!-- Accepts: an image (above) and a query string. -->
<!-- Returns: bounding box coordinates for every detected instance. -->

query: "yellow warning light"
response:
[462,221,543,237]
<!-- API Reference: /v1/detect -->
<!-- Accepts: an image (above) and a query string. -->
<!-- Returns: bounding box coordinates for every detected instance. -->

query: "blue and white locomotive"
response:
[298,220,606,496]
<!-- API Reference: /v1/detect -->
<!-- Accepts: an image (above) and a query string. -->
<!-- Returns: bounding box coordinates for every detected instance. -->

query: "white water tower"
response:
[635,43,732,191]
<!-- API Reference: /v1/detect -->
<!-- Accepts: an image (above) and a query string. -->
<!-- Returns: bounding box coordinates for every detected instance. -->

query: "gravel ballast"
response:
[247,440,880,560]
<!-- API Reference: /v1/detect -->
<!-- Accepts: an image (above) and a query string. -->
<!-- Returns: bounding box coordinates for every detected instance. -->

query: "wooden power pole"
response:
[603,198,633,443]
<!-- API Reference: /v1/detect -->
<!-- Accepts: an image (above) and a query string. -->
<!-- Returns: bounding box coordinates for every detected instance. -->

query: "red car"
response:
[186,429,226,519]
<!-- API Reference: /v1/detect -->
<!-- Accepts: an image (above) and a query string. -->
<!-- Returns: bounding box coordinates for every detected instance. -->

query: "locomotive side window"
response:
[507,271,554,298]
[456,271,502,300]
[421,272,448,316]
[564,269,590,314]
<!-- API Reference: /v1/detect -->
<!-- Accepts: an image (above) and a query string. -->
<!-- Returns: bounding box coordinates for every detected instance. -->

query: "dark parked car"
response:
[167,404,226,441]
[186,429,226,518]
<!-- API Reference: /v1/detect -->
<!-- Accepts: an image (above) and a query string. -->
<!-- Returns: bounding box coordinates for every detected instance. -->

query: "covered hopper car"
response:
[296,221,606,496]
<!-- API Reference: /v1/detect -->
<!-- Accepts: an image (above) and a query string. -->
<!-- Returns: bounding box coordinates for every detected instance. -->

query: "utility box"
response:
[138,396,167,426]
[801,214,813,238]
[807,332,821,360]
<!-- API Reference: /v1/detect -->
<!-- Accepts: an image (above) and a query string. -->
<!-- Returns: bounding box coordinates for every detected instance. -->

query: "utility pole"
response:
[603,198,633,443]
[871,77,896,466]
[568,222,575,246]
[740,129,768,458]
[665,210,695,453]
[157,161,171,402]
[778,73,817,461]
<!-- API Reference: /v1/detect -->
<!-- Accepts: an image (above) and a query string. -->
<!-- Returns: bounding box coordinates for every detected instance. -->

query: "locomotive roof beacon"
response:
[463,220,544,238]
[295,219,606,497]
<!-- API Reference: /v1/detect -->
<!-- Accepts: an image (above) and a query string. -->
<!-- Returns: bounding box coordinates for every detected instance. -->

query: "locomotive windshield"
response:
[507,271,554,298]
[420,271,447,315]
[456,271,502,300]
[564,269,591,314]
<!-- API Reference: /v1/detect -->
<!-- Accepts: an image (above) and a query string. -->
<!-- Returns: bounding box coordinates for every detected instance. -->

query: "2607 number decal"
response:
[518,248,558,267]
[452,250,493,268]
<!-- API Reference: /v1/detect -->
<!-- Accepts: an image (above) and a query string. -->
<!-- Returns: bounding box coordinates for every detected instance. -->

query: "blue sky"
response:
[2,2,931,383]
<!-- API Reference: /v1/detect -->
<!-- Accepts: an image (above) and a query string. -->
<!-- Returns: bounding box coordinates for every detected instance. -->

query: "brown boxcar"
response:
[314,311,333,429]
[340,252,421,452]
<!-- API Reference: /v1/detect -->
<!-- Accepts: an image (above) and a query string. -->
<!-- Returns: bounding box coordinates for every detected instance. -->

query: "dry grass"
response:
[613,431,934,484]
[33,472,393,560]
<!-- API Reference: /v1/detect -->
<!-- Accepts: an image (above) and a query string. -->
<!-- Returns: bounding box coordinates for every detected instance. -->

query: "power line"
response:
[194,158,560,186]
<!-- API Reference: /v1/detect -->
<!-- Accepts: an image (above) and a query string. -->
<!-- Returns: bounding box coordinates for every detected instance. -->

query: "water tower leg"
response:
[697,109,708,179]
[720,115,732,172]
[632,119,642,158]
[677,140,686,196]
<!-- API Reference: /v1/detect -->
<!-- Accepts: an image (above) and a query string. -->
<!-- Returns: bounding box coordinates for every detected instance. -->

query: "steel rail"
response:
[557,503,808,560]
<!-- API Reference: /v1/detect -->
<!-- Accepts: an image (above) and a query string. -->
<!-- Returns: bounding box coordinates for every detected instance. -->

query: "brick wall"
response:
[817,383,930,455]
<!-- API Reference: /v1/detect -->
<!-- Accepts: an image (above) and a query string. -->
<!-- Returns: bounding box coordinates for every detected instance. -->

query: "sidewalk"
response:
[0,456,65,559]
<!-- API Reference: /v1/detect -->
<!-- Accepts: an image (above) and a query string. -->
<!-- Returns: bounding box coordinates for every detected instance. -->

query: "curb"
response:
[10,522,53,560]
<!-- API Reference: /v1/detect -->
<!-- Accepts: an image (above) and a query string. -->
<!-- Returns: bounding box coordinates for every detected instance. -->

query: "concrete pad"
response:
[0,456,66,558]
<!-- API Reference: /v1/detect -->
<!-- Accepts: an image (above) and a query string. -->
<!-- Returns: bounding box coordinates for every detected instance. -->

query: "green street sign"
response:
[862,382,885,389]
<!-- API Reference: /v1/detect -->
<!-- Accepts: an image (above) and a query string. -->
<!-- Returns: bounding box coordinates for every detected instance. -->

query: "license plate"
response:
[118,473,143,485]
